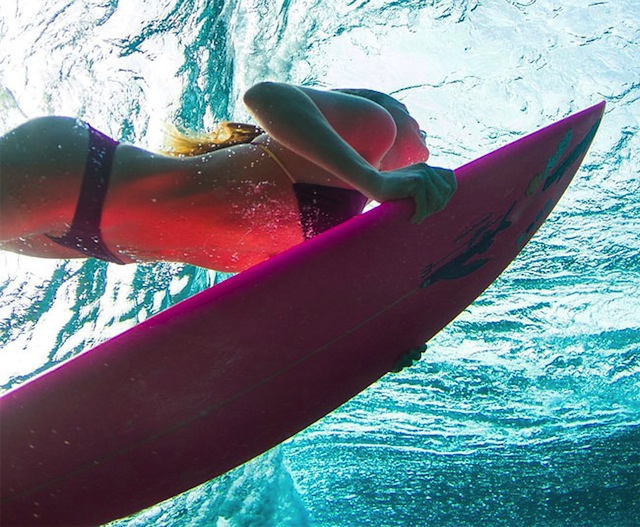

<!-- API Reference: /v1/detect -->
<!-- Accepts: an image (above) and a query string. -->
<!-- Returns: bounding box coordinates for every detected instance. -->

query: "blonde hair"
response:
[162,121,264,156]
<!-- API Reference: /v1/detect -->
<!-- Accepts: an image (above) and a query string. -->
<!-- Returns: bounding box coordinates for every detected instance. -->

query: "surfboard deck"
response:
[0,102,605,526]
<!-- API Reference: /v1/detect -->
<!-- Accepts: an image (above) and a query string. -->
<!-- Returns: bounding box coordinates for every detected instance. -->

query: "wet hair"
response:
[162,88,398,157]
[162,121,264,156]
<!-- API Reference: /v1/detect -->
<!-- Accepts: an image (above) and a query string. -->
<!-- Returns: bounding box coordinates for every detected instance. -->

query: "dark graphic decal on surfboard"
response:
[420,204,514,288]
[527,120,600,197]
[543,121,600,191]
[420,117,601,290]
[518,119,601,248]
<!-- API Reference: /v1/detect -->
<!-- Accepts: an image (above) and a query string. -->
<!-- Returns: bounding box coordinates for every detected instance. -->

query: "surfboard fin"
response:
[391,344,427,373]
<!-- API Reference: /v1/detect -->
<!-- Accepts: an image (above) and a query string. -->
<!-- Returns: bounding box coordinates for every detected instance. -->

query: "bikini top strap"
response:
[253,143,297,184]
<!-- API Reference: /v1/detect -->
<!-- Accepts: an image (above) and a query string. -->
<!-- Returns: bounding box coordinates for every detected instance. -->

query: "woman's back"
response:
[0,117,307,270]
[0,83,456,271]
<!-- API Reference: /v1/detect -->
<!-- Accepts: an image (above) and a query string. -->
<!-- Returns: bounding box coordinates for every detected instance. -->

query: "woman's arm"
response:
[244,81,394,191]
[243,82,455,223]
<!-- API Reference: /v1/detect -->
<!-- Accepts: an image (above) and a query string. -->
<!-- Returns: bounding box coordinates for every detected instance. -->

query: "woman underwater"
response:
[0,82,456,271]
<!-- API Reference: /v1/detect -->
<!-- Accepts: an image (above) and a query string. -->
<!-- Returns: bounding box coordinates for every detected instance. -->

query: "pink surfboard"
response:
[0,102,605,526]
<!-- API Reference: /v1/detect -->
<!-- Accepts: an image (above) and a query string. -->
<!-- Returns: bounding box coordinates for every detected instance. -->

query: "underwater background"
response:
[1,0,638,525]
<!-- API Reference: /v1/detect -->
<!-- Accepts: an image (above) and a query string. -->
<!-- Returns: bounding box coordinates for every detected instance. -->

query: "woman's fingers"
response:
[375,164,456,223]
[424,174,447,215]
[411,165,457,223]
[411,177,429,223]
[429,167,457,204]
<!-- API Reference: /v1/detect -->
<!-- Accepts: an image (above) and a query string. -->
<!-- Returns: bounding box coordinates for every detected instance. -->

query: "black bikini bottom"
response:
[47,124,125,264]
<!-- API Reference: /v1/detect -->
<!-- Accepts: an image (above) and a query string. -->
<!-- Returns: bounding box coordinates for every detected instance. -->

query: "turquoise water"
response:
[1,1,638,526]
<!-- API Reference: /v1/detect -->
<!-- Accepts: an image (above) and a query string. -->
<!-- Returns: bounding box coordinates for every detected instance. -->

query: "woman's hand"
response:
[371,164,457,223]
